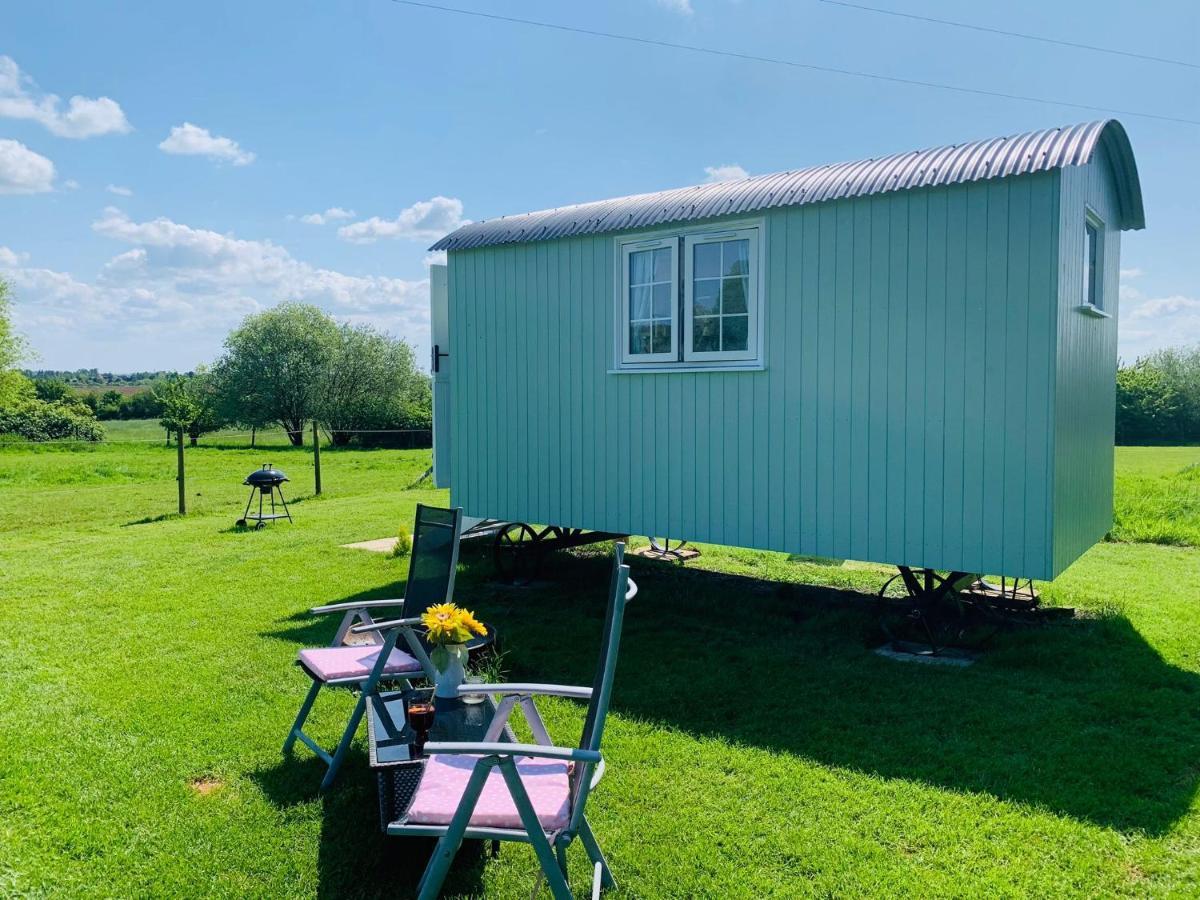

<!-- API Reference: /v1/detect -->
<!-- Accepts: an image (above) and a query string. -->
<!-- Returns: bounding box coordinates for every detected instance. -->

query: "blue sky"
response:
[2,0,1197,372]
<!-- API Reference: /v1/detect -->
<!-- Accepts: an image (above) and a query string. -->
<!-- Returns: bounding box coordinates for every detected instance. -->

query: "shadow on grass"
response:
[252,716,487,897]
[252,545,1200,895]
[262,582,411,647]
[121,512,180,527]
[458,549,1200,837]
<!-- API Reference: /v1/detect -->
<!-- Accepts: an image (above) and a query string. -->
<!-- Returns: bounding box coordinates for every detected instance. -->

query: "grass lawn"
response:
[1,438,1198,897]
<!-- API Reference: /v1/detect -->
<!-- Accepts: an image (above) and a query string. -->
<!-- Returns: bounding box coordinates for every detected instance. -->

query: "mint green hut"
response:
[429,120,1144,582]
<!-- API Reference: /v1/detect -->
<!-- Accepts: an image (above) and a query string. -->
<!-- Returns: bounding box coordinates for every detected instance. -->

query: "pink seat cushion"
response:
[298,645,423,681]
[407,754,571,831]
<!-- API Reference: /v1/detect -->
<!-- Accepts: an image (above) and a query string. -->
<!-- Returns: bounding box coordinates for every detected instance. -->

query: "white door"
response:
[430,263,451,488]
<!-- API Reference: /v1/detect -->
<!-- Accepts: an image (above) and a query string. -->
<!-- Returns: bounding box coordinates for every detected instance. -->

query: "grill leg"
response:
[277,487,293,522]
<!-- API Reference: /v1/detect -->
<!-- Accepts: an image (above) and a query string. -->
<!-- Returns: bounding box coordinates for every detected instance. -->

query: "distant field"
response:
[72,384,147,397]
[101,418,297,446]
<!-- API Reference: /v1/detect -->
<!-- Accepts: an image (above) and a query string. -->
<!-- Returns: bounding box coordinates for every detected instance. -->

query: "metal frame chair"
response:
[388,543,638,900]
[283,504,463,790]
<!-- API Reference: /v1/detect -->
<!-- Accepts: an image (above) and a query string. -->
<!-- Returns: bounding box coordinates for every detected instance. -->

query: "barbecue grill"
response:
[236,463,292,528]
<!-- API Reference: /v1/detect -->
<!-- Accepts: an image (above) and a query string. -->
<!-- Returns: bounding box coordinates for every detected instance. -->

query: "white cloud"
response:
[1120,267,1144,280]
[298,206,355,225]
[63,178,80,190]
[1119,292,1200,360]
[3,209,434,369]
[0,56,131,138]
[158,122,255,166]
[657,0,694,14]
[338,196,465,244]
[423,250,447,268]
[0,245,29,266]
[704,164,749,183]
[106,184,133,197]
[1126,295,1200,322]
[0,139,56,194]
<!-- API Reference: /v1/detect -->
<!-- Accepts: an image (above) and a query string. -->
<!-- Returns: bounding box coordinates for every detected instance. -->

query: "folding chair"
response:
[388,543,638,900]
[282,504,462,790]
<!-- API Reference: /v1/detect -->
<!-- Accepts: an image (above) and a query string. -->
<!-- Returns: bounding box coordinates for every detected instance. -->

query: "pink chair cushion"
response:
[298,645,423,681]
[407,753,571,832]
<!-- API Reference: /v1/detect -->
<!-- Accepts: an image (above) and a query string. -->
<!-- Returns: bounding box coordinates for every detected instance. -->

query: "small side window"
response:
[1083,217,1101,310]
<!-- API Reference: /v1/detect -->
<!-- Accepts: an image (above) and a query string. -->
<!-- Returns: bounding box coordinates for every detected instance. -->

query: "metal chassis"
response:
[460,517,625,584]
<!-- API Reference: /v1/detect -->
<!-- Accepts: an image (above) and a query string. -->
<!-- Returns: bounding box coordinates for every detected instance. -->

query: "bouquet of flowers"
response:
[421,602,488,671]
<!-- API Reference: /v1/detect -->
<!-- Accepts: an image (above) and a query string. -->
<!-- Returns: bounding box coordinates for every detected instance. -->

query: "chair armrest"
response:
[457,683,592,700]
[310,598,405,615]
[422,742,602,764]
[350,616,424,634]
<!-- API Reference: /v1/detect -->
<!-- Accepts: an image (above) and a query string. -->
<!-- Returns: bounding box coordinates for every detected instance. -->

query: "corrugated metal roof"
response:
[431,119,1144,251]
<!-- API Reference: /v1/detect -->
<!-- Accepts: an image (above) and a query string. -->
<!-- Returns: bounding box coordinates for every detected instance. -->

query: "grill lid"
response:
[244,464,288,487]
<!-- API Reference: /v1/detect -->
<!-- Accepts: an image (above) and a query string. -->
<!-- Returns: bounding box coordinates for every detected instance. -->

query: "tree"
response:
[33,378,73,403]
[121,390,163,420]
[317,323,427,445]
[0,280,28,373]
[1145,346,1200,442]
[212,303,339,446]
[1115,361,1184,444]
[0,279,103,442]
[153,370,222,445]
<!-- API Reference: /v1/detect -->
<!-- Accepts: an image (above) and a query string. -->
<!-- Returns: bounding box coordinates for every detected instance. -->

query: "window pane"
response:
[693,278,720,316]
[693,316,719,352]
[694,242,721,279]
[652,283,673,318]
[629,249,654,286]
[722,315,749,351]
[722,276,747,314]
[1084,223,1098,307]
[653,247,673,282]
[723,239,749,276]
[652,321,672,353]
[629,322,652,355]
[630,285,653,320]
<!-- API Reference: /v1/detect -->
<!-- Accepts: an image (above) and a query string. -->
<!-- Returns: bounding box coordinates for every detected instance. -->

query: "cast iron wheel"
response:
[648,536,689,557]
[875,568,975,654]
[493,522,539,585]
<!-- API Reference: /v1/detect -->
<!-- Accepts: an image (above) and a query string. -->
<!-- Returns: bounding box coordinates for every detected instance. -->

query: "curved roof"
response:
[431,119,1144,251]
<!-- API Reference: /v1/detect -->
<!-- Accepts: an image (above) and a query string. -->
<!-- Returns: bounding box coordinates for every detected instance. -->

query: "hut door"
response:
[430,263,451,488]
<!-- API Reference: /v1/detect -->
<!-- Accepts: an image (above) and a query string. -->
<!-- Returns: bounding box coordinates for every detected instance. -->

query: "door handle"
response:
[432,343,449,373]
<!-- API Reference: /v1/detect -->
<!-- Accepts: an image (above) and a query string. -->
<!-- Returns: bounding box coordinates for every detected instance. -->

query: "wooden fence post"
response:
[312,421,322,496]
[176,426,186,515]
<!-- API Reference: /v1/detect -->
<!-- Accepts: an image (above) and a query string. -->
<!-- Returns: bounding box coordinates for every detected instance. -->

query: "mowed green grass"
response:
[1112,446,1200,546]
[1,439,1198,897]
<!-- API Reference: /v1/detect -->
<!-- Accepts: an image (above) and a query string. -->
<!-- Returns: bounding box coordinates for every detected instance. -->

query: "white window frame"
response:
[612,219,766,373]
[683,227,761,363]
[618,236,679,365]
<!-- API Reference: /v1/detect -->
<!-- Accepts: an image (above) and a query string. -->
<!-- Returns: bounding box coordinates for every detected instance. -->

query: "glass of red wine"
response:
[405,689,436,757]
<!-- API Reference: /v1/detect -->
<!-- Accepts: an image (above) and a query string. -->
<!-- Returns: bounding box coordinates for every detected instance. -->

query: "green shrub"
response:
[0,398,105,442]
[392,524,413,558]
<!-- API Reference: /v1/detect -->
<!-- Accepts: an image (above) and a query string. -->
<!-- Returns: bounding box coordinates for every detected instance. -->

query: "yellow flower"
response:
[422,602,465,644]
[458,609,488,637]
